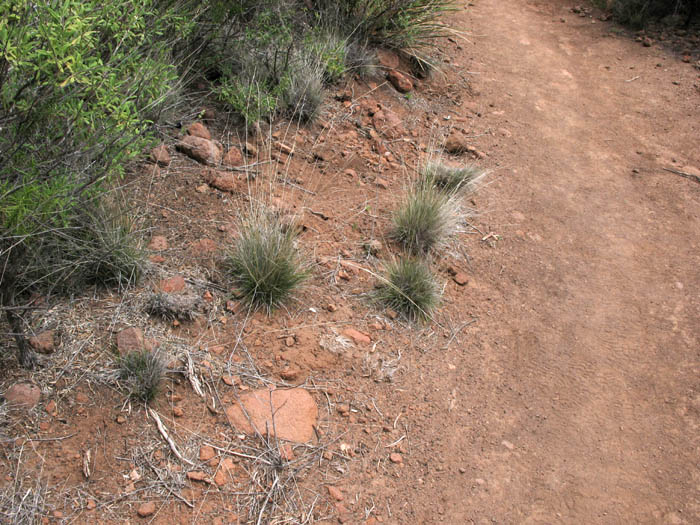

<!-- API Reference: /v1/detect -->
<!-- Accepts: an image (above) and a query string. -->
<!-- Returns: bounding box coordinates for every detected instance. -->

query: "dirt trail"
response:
[391,0,699,523]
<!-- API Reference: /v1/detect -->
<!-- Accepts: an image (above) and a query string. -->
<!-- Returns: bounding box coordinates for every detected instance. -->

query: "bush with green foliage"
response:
[226,209,308,312]
[0,0,187,366]
[605,0,695,27]
[375,258,439,321]
[118,350,166,403]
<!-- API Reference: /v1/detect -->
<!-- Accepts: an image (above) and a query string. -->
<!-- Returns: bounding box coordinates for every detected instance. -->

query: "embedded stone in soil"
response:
[225,387,318,443]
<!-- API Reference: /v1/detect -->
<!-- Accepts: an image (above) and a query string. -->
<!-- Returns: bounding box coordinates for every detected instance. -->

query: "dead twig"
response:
[663,167,700,184]
[147,409,194,467]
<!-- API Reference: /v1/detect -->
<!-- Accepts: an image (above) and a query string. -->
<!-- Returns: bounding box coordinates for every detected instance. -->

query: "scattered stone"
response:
[222,147,244,167]
[187,122,211,140]
[453,272,469,286]
[335,503,351,523]
[327,303,338,312]
[280,366,301,381]
[336,403,350,415]
[386,309,398,320]
[225,388,318,443]
[86,500,97,510]
[389,452,403,464]
[190,238,217,254]
[45,400,57,415]
[75,392,89,404]
[502,440,515,450]
[116,414,127,424]
[28,331,56,354]
[195,183,208,193]
[4,383,40,409]
[199,445,216,462]
[445,133,470,154]
[187,471,209,482]
[344,169,357,178]
[243,141,258,157]
[176,135,222,166]
[327,486,344,501]
[374,177,389,189]
[376,49,400,69]
[116,327,146,355]
[337,269,351,281]
[158,275,186,293]
[387,70,413,93]
[213,469,227,487]
[150,145,171,167]
[372,108,405,139]
[343,328,371,345]
[172,406,184,417]
[148,235,168,251]
[202,167,243,193]
[137,502,156,517]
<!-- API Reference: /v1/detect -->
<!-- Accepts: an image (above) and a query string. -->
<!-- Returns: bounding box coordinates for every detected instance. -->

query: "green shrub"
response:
[609,0,693,27]
[375,258,439,321]
[421,161,485,195]
[226,209,308,312]
[118,350,166,403]
[391,182,460,254]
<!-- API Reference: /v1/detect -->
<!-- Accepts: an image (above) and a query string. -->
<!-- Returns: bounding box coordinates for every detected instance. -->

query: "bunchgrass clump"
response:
[421,161,485,194]
[226,210,308,312]
[376,258,439,321]
[391,182,459,254]
[118,350,166,403]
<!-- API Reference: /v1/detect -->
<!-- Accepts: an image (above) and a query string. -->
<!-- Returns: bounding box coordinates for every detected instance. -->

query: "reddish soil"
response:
[2,0,699,524]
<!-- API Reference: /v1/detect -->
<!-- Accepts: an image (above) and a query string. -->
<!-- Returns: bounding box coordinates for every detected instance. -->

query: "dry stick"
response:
[185,350,204,398]
[147,409,194,467]
[663,167,700,184]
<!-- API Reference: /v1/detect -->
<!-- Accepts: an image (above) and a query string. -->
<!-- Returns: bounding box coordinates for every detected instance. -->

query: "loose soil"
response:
[2,0,699,524]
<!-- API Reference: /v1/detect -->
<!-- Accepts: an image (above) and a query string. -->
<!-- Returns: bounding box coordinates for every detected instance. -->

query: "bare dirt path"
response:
[387,1,699,523]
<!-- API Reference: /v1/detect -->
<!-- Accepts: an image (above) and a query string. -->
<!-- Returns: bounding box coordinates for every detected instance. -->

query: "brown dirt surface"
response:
[2,0,699,523]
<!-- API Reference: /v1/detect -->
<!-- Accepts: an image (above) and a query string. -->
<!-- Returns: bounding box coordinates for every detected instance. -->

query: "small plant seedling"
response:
[118,350,166,403]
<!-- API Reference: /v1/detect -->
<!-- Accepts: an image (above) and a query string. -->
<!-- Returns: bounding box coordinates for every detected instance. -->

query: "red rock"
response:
[4,383,40,409]
[376,49,400,69]
[225,388,318,443]
[279,366,301,381]
[387,70,413,93]
[243,141,258,157]
[222,147,244,167]
[158,275,186,293]
[220,457,235,472]
[453,272,469,286]
[386,309,398,320]
[45,400,57,415]
[28,330,56,354]
[199,445,216,462]
[75,392,89,404]
[187,122,211,140]
[445,133,470,155]
[186,471,208,482]
[176,135,222,166]
[137,501,156,517]
[372,109,405,139]
[343,328,371,345]
[116,414,127,424]
[389,452,403,464]
[202,167,242,193]
[150,145,171,167]
[327,485,344,501]
[213,469,227,487]
[374,177,389,189]
[222,375,234,386]
[149,255,165,264]
[335,503,351,523]
[148,235,168,251]
[190,238,217,254]
[116,327,146,355]
[86,500,96,510]
[337,269,351,281]
[202,290,214,303]
[172,406,184,417]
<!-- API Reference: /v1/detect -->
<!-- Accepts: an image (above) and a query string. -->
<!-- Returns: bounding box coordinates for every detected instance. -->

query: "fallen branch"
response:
[663,167,700,184]
[148,408,194,466]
